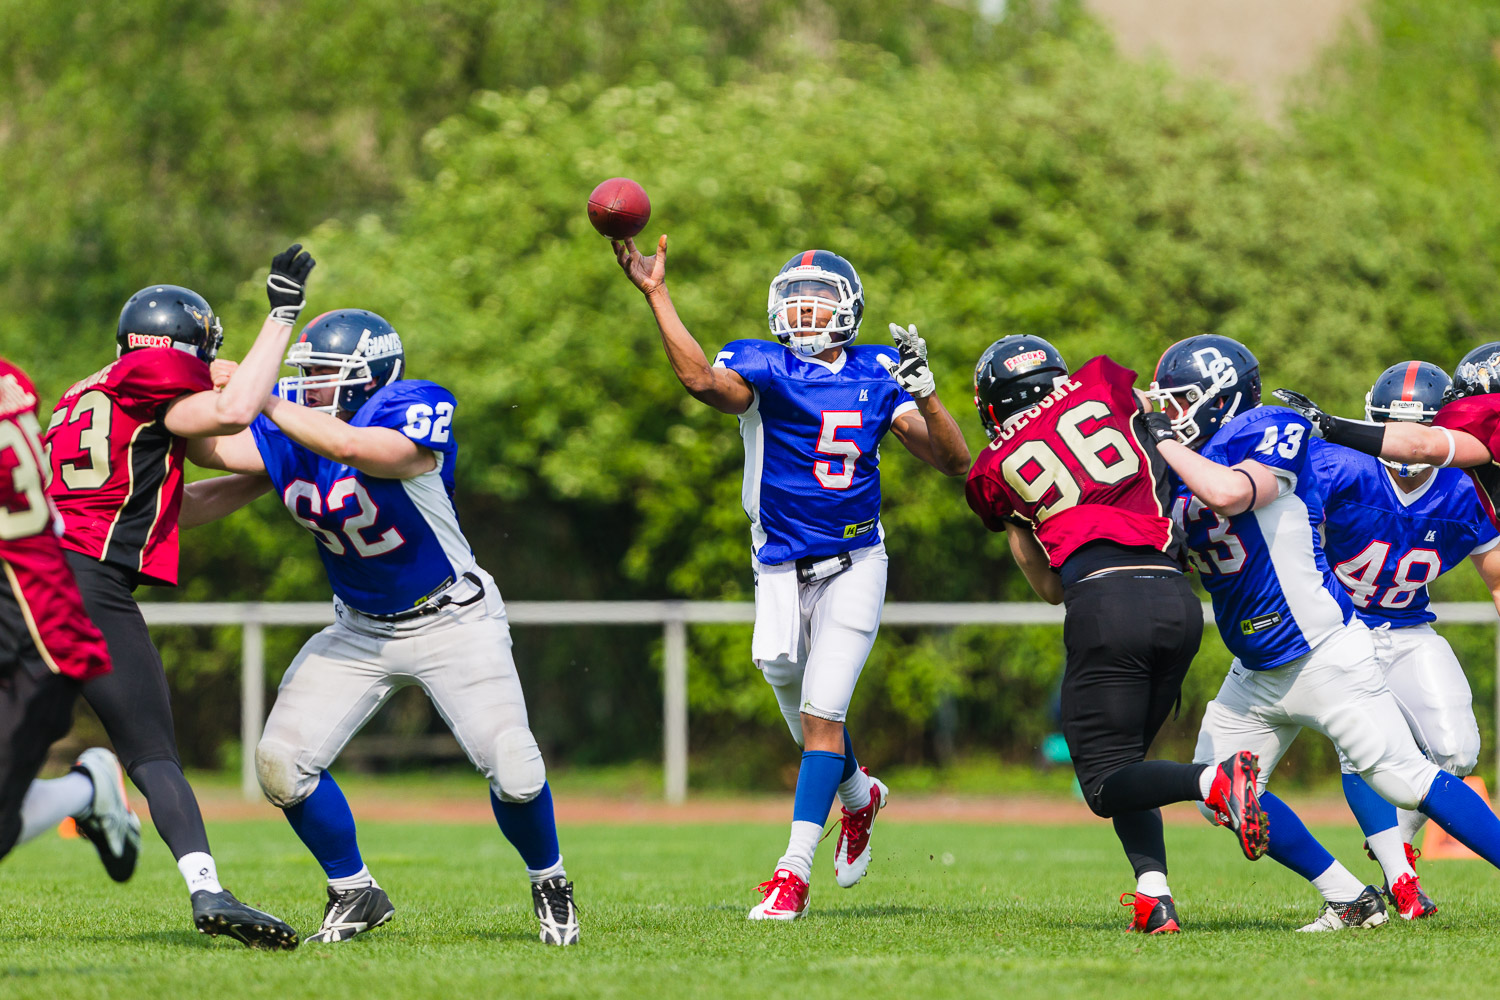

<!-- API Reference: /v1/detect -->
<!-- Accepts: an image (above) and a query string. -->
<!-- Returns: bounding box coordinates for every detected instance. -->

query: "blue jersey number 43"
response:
[1254,423,1305,460]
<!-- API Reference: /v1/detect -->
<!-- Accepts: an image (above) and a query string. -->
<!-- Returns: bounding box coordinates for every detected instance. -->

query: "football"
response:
[587,177,651,239]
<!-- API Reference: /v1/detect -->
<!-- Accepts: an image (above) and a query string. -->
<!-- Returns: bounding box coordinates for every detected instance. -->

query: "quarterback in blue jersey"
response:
[1313,361,1500,919]
[182,310,579,946]
[614,236,969,919]
[1144,335,1500,931]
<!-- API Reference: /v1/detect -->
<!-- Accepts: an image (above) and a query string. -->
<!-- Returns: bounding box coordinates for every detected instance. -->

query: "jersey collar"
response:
[793,348,848,374]
[1384,466,1439,508]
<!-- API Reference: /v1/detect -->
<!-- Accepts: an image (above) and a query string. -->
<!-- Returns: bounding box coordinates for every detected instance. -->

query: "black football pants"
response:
[67,551,211,860]
[0,580,82,860]
[1060,570,1206,878]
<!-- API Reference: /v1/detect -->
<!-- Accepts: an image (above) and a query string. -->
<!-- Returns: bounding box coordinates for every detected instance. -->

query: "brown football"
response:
[587,177,651,239]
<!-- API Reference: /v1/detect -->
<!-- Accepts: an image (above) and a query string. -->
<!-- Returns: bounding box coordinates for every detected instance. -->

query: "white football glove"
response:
[881,323,936,398]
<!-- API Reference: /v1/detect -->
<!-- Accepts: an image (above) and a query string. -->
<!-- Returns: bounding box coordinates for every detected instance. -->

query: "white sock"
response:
[1364,827,1415,885]
[328,864,377,892]
[1135,870,1171,898]
[527,857,566,884]
[1310,861,1366,903]
[1398,807,1428,847]
[776,821,821,882]
[177,852,224,895]
[837,768,873,812]
[1197,764,1215,801]
[16,773,94,846]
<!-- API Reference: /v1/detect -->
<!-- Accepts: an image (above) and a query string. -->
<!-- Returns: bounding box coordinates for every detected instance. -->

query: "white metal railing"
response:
[139,600,1500,802]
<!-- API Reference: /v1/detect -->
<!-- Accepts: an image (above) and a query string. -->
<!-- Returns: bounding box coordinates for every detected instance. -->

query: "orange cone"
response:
[1420,775,1493,860]
[57,817,79,839]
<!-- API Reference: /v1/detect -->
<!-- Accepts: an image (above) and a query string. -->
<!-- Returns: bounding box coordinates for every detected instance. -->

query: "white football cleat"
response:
[834,770,888,888]
[748,868,809,920]
[70,748,141,883]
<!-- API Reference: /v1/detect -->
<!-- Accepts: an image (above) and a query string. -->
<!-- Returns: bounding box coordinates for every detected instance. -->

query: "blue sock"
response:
[282,772,364,879]
[841,729,858,783]
[1420,770,1500,868]
[1261,792,1338,881]
[793,750,845,826]
[1341,773,1400,838]
[490,782,562,872]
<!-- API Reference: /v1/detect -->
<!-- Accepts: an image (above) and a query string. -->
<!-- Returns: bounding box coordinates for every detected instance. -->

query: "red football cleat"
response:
[834,769,889,889]
[748,868,810,921]
[1388,873,1438,920]
[1206,751,1269,860]
[1121,892,1181,934]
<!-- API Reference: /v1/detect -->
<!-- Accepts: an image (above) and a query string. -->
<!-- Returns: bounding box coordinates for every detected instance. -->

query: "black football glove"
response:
[267,243,316,326]
[1270,388,1333,438]
[880,323,936,398]
[1272,387,1388,457]
[1141,410,1177,444]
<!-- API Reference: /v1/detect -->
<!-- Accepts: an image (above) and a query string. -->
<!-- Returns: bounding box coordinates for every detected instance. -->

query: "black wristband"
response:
[1324,416,1387,457]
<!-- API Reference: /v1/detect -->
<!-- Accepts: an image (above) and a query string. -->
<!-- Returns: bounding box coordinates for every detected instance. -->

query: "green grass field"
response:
[4,816,1500,1000]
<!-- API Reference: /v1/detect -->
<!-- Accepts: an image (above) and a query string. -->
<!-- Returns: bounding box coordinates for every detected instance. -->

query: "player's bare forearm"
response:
[1470,546,1500,618]
[915,394,970,475]
[187,429,268,474]
[261,396,437,479]
[1384,422,1492,468]
[645,285,753,414]
[1158,442,1278,516]
[891,401,970,476]
[1008,526,1062,605]
[180,473,273,530]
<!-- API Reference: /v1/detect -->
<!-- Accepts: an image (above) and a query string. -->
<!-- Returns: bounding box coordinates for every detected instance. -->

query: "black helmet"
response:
[1147,335,1260,448]
[281,309,404,414]
[973,335,1069,439]
[116,285,222,361]
[1449,342,1500,401]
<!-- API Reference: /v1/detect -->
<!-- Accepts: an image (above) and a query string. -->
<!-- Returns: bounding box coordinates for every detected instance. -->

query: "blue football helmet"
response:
[281,309,404,414]
[1449,341,1500,402]
[1366,360,1451,477]
[116,285,222,362]
[1147,335,1261,448]
[766,250,864,356]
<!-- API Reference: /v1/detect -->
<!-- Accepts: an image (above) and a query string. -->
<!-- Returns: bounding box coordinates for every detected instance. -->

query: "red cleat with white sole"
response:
[1388,873,1438,920]
[834,770,889,888]
[748,868,809,920]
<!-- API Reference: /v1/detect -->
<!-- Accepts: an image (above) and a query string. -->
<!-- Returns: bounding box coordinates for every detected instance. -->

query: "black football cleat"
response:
[532,876,580,945]
[70,748,141,883]
[1121,891,1180,934]
[1297,885,1389,932]
[306,884,395,943]
[1205,751,1269,860]
[192,889,299,950]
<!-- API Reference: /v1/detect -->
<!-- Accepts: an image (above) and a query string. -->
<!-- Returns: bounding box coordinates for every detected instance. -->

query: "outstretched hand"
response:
[612,234,668,295]
[880,323,936,398]
[267,243,316,325]
[1271,388,1332,437]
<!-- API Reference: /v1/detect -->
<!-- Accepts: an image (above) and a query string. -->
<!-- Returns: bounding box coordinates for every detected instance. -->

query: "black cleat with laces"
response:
[306,883,395,943]
[1297,885,1389,932]
[532,876,580,945]
[191,889,299,950]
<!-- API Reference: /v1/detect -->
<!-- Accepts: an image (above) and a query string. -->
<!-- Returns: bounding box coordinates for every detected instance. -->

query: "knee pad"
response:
[255,738,315,808]
[489,727,547,804]
[1431,731,1481,778]
[757,657,805,746]
[1362,759,1439,811]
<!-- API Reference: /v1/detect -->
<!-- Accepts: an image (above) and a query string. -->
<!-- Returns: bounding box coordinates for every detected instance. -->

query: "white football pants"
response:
[751,543,887,745]
[1335,623,1480,776]
[254,569,546,807]
[1193,621,1442,813]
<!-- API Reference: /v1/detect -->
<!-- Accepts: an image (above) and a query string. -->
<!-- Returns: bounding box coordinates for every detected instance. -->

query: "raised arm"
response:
[883,324,970,476]
[259,395,436,479]
[180,473,273,530]
[612,234,754,414]
[1272,389,1493,468]
[163,245,316,438]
